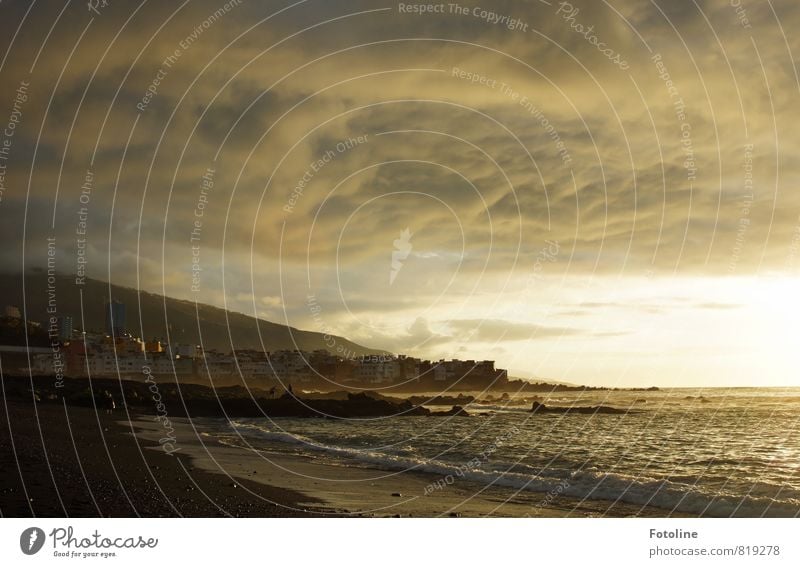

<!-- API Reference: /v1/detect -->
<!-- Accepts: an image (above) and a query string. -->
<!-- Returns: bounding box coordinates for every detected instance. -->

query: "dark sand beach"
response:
[131,416,676,518]
[1,395,680,518]
[0,399,319,517]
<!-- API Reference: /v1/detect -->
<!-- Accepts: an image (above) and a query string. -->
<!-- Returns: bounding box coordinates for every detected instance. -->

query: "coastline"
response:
[0,400,319,517]
[1,398,681,517]
[0,392,702,518]
[130,416,687,518]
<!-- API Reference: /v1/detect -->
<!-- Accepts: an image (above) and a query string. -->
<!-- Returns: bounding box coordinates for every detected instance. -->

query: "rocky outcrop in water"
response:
[2,375,465,419]
[529,401,629,415]
[429,405,470,417]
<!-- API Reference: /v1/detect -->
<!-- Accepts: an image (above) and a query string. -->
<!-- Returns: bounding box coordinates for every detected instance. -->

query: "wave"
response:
[225,421,800,517]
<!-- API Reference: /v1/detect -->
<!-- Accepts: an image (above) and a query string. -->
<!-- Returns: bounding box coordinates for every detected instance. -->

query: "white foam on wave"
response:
[226,420,800,517]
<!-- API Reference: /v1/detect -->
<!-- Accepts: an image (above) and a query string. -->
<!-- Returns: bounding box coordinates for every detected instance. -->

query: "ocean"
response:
[204,388,800,517]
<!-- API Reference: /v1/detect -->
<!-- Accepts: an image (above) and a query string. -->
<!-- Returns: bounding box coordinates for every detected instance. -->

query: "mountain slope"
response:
[0,273,386,356]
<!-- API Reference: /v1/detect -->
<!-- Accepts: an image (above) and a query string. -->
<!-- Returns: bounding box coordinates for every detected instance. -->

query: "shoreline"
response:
[130,416,687,518]
[1,397,695,518]
[0,400,319,517]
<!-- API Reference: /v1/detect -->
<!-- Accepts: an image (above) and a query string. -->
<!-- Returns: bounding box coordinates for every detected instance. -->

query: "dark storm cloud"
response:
[0,0,798,332]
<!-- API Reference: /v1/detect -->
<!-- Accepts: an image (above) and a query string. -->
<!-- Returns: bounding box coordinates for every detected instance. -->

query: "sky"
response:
[0,0,799,387]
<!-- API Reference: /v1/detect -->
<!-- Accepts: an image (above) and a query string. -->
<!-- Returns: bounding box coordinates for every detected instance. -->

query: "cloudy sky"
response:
[1,0,799,386]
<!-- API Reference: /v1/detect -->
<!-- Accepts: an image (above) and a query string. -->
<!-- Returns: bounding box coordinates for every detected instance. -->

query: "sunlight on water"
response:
[203,388,800,517]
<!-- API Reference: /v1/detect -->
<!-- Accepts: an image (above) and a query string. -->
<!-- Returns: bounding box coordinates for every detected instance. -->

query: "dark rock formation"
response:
[530,401,629,415]
[429,405,470,417]
[407,394,475,406]
[2,375,433,419]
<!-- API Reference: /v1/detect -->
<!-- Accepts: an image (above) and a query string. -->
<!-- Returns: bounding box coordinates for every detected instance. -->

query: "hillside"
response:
[0,272,387,357]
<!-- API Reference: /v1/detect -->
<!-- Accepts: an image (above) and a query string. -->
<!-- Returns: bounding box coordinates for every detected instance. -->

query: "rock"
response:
[391,492,402,497]
[430,405,470,417]
[530,401,629,415]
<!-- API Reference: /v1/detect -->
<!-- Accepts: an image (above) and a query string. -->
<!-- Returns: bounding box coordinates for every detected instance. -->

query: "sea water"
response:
[206,388,800,517]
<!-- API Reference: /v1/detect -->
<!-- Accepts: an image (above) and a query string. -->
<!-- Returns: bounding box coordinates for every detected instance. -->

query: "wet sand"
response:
[132,417,674,518]
[0,400,318,517]
[1,398,684,517]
